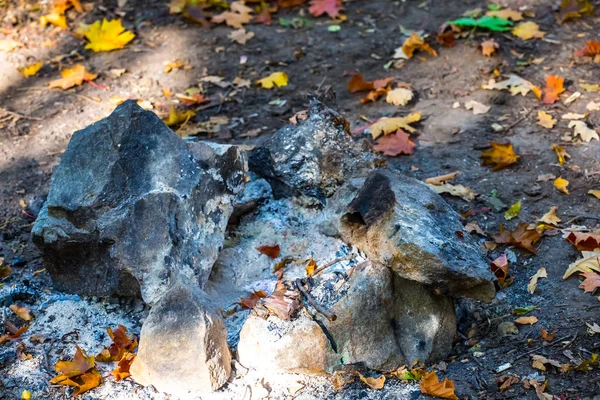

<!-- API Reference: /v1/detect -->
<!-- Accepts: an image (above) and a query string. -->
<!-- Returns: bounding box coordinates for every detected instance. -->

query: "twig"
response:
[311,255,356,277]
[512,335,573,362]
[503,107,535,134]
[477,313,512,329]
[0,108,43,121]
[295,278,337,322]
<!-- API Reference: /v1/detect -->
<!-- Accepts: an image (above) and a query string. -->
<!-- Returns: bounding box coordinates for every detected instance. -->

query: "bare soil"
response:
[1,0,600,398]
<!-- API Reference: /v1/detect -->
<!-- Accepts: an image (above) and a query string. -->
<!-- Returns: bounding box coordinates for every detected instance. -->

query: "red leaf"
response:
[308,0,342,18]
[372,129,415,156]
[236,290,268,309]
[256,244,280,258]
[565,232,600,251]
[575,40,600,57]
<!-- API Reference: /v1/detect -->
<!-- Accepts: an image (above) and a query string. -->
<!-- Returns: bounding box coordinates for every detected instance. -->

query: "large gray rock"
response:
[32,101,246,304]
[325,169,495,302]
[130,280,232,394]
[248,99,377,201]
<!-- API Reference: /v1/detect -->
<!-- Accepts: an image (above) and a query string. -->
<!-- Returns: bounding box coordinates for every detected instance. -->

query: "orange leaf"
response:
[372,129,415,156]
[9,304,32,321]
[579,271,600,293]
[95,325,137,362]
[490,253,513,288]
[400,33,437,59]
[541,75,565,104]
[480,142,519,170]
[236,290,268,309]
[256,244,280,258]
[515,316,538,325]
[575,40,600,57]
[565,232,600,251]
[305,258,317,276]
[113,352,135,381]
[309,0,343,18]
[52,368,102,396]
[52,346,95,380]
[419,371,459,400]
[480,39,499,56]
[510,223,542,253]
[49,64,97,90]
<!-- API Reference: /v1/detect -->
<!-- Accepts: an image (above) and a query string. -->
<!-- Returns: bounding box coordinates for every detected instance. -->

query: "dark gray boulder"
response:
[324,169,495,302]
[248,99,377,201]
[32,101,247,304]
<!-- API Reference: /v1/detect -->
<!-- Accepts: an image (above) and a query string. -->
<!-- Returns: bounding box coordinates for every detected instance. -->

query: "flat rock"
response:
[248,99,377,201]
[130,280,232,394]
[326,169,495,302]
[32,101,246,304]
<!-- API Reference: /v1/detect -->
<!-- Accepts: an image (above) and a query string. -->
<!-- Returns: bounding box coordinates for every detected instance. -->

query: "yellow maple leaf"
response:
[528,267,547,294]
[83,19,135,52]
[537,111,556,129]
[480,142,519,171]
[551,144,570,165]
[538,206,561,225]
[553,177,569,194]
[19,62,43,77]
[49,64,97,89]
[512,22,545,40]
[162,107,196,127]
[564,251,600,279]
[370,112,421,139]
[256,72,289,89]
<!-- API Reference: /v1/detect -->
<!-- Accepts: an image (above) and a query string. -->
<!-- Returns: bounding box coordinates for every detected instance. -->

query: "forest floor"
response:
[1,0,600,399]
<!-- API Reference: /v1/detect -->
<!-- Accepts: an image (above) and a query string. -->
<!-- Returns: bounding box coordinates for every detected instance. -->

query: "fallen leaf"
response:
[557,0,594,24]
[9,304,32,321]
[587,322,600,334]
[551,144,570,165]
[531,354,564,371]
[48,64,97,89]
[419,371,458,400]
[370,113,421,139]
[163,60,186,73]
[395,32,437,59]
[481,142,519,170]
[537,111,557,129]
[553,177,569,194]
[425,171,458,185]
[448,16,513,31]
[587,101,600,111]
[95,325,138,362]
[528,267,548,294]
[575,40,600,57]
[358,373,385,390]
[541,75,565,104]
[112,351,135,381]
[512,21,545,40]
[490,254,513,288]
[162,107,195,127]
[537,174,556,182]
[496,374,520,392]
[256,244,280,259]
[482,74,537,96]
[386,88,413,106]
[515,316,538,325]
[436,31,456,48]
[486,9,523,21]
[539,206,561,225]
[19,62,43,77]
[563,251,600,279]
[588,190,600,199]
[565,232,600,251]
[348,74,393,92]
[308,0,343,18]
[581,83,600,92]
[561,112,586,120]
[50,345,96,380]
[305,258,317,276]
[579,271,600,293]
[236,290,268,309]
[465,221,485,235]
[541,329,557,341]
[569,120,599,142]
[228,28,255,44]
[212,1,253,29]
[480,38,499,56]
[256,72,288,89]
[513,305,537,315]
[493,223,542,253]
[372,129,415,156]
[427,183,476,202]
[262,281,300,320]
[465,100,490,115]
[504,200,521,221]
[83,19,135,52]
[0,39,23,52]
[0,258,12,279]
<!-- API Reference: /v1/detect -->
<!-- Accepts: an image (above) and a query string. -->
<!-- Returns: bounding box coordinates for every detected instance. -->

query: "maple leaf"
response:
[83,19,135,52]
[308,0,342,18]
[537,111,556,129]
[480,38,499,56]
[419,371,458,400]
[465,100,490,115]
[51,346,96,382]
[262,281,300,320]
[541,75,565,104]
[482,74,537,96]
[579,271,600,293]
[256,244,280,258]
[228,28,255,44]
[563,251,600,279]
[510,223,542,253]
[515,316,538,325]
[19,62,43,77]
[553,177,569,194]
[212,1,254,29]
[96,325,138,362]
[236,290,268,309]
[539,206,561,226]
[565,232,600,251]
[386,88,413,106]
[395,33,437,59]
[48,64,97,89]
[512,22,545,40]
[569,120,599,142]
[113,351,135,381]
[480,142,519,171]
[557,0,594,24]
[575,40,600,57]
[256,72,288,89]
[427,183,476,202]
[9,304,32,321]
[528,267,547,294]
[372,129,415,156]
[551,144,570,166]
[490,253,513,288]
[587,101,600,111]
[497,374,520,392]
[485,9,523,21]
[369,113,421,139]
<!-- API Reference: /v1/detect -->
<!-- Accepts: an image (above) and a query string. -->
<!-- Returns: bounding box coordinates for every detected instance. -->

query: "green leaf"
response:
[488,4,501,11]
[447,16,513,31]
[328,25,341,32]
[513,305,536,315]
[504,200,521,220]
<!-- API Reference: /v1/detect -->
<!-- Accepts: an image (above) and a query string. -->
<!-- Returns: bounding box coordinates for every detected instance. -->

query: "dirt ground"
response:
[2,0,600,399]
